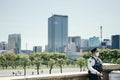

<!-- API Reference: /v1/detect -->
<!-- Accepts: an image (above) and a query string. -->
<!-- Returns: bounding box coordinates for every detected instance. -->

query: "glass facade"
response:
[8,34,21,54]
[48,15,68,53]
[112,35,120,49]
[88,36,100,48]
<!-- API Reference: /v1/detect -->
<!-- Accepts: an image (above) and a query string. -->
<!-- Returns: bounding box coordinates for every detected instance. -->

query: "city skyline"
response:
[0,0,120,50]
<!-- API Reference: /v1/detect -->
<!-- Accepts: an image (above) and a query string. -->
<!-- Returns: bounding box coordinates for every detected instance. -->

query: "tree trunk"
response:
[15,65,17,69]
[49,65,53,74]
[37,64,40,75]
[47,64,48,68]
[5,64,7,69]
[49,69,51,74]
[60,65,62,73]
[80,65,82,72]
[12,65,14,69]
[2,65,4,70]
[24,67,26,76]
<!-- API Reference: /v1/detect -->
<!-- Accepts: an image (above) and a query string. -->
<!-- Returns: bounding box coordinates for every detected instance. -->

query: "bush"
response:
[83,49,120,63]
[116,58,120,64]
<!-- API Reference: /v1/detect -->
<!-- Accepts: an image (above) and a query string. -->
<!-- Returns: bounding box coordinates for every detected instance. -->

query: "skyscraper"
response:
[48,15,68,53]
[8,34,21,54]
[112,35,120,49]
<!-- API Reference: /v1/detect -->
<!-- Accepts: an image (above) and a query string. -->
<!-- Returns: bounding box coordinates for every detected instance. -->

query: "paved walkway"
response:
[0,68,86,77]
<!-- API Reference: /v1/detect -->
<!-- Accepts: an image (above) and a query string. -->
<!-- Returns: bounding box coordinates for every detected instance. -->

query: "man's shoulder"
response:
[88,56,94,61]
[88,57,95,64]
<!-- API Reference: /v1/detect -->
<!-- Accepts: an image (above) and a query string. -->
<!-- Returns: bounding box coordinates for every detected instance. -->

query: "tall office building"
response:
[8,34,21,54]
[112,35,120,49]
[48,14,68,53]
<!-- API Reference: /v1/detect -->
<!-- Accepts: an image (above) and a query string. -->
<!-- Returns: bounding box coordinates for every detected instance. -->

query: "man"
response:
[88,48,103,80]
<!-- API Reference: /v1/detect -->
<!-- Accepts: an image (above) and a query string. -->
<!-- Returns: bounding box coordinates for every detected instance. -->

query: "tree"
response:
[66,58,71,66]
[14,54,22,69]
[99,49,120,63]
[29,53,35,67]
[77,57,86,72]
[33,53,42,75]
[83,49,120,63]
[0,54,6,69]
[83,52,91,59]
[56,53,67,73]
[48,58,55,74]
[48,53,57,74]
[4,52,16,69]
[40,52,50,68]
[20,55,30,76]
[116,58,120,64]
[57,58,65,73]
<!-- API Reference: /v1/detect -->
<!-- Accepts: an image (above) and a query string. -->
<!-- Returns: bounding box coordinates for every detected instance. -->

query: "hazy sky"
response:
[0,0,120,50]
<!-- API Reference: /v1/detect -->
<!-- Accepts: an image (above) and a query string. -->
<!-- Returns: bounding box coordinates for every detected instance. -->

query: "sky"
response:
[0,0,120,50]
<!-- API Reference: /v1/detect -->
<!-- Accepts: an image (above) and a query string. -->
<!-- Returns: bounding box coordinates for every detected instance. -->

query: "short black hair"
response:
[91,48,97,53]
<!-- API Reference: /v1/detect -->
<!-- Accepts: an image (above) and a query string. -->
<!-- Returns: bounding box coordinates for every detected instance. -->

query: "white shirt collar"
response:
[92,56,98,60]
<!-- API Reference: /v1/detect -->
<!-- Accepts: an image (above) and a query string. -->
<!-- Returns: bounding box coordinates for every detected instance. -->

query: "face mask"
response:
[96,52,99,56]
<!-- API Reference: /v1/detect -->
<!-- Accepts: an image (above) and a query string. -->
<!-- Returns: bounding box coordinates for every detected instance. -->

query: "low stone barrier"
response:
[109,71,120,80]
[102,63,120,80]
[0,63,120,80]
[0,72,88,80]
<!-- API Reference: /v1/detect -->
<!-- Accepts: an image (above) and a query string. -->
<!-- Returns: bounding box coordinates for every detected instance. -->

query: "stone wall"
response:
[1,72,89,80]
[109,71,120,80]
[102,63,120,80]
[0,63,120,80]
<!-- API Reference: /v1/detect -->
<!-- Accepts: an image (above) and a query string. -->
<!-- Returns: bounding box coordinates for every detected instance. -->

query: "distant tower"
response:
[100,26,102,46]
